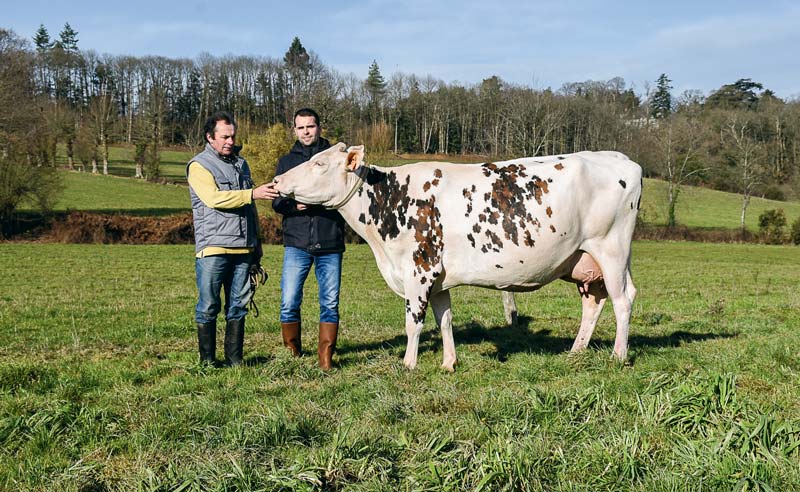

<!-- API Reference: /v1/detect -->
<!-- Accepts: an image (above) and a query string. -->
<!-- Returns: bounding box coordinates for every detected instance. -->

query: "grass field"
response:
[58,145,191,184]
[1,242,799,490]
[640,180,800,231]
[54,172,191,216]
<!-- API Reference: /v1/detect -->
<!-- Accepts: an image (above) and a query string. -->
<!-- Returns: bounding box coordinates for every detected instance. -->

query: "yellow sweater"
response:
[187,161,257,258]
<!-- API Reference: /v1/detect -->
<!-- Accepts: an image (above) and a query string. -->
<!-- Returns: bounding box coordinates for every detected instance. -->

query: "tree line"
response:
[1,23,799,235]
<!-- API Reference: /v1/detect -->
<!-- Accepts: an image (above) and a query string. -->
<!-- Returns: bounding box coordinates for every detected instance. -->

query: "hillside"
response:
[15,146,800,239]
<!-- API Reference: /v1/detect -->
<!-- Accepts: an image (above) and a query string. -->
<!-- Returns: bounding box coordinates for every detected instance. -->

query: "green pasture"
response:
[1,242,799,490]
[58,145,191,183]
[641,179,800,231]
[54,172,190,215]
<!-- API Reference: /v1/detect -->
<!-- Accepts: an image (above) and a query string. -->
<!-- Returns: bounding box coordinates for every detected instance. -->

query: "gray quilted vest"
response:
[187,143,257,253]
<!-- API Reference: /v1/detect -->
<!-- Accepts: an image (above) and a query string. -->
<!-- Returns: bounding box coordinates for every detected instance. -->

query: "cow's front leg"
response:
[430,290,456,372]
[402,283,431,370]
[401,260,443,370]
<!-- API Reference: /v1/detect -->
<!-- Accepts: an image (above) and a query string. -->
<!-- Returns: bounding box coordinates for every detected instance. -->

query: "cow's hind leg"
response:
[502,291,518,327]
[571,281,607,352]
[431,290,456,371]
[585,244,636,361]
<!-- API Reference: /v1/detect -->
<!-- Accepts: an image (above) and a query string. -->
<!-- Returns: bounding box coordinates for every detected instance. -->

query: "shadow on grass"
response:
[339,314,737,365]
[244,355,275,367]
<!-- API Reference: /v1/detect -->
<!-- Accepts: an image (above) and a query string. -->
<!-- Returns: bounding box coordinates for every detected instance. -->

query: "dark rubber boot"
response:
[197,322,216,365]
[224,318,245,367]
[281,321,302,357]
[318,322,339,371]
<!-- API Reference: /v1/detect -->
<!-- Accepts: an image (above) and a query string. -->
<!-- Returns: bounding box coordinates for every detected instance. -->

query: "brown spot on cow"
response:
[546,206,553,217]
[364,171,412,241]
[524,230,535,247]
[462,186,475,216]
[472,223,481,233]
[527,177,549,205]
[408,196,444,275]
[484,229,503,251]
[423,181,431,192]
[555,163,564,170]
[550,224,557,233]
[434,169,443,178]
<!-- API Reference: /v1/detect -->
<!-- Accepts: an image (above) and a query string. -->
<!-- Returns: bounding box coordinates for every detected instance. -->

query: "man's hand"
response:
[295,203,308,211]
[252,182,279,200]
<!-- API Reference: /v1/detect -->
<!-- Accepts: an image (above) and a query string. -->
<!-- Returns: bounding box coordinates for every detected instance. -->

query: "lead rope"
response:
[247,264,268,317]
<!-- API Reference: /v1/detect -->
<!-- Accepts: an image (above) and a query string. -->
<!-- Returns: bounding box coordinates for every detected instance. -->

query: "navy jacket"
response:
[272,137,345,254]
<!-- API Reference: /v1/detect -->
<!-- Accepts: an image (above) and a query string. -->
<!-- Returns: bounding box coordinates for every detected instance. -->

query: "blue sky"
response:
[3,0,798,99]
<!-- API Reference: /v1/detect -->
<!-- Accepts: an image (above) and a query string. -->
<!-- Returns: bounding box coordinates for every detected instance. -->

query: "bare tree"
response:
[726,116,766,233]
[653,115,708,227]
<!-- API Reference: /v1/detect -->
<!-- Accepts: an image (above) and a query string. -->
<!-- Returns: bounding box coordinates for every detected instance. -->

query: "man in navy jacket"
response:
[272,108,345,370]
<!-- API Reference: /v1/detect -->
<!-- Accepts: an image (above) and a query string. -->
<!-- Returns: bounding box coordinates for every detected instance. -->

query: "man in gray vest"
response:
[187,110,278,366]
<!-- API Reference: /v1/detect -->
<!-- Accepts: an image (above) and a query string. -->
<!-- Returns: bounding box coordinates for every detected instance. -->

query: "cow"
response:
[272,144,641,371]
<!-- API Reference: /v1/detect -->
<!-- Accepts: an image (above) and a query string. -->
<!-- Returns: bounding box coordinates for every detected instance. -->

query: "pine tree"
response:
[33,24,52,52]
[366,60,386,98]
[650,73,672,119]
[283,37,310,115]
[283,37,309,74]
[56,22,79,52]
[32,24,53,96]
[366,60,387,121]
[705,78,764,110]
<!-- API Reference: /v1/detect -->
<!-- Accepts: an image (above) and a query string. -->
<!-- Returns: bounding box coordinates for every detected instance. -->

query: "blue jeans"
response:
[195,254,251,324]
[280,247,342,323]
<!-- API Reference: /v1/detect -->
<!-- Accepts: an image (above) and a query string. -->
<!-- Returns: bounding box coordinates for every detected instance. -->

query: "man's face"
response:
[294,115,320,146]
[207,121,236,156]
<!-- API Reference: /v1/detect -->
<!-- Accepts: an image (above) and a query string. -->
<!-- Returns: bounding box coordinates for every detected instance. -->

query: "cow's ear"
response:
[345,145,365,171]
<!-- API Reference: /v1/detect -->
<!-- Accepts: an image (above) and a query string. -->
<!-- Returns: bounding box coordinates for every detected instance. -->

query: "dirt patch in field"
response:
[41,211,286,244]
[45,212,195,244]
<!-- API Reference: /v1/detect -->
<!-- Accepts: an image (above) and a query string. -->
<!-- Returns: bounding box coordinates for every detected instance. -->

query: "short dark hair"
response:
[203,111,237,142]
[293,107,320,127]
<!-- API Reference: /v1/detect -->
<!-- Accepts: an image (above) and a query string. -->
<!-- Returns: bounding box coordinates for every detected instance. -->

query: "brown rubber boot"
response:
[318,322,339,370]
[281,321,302,357]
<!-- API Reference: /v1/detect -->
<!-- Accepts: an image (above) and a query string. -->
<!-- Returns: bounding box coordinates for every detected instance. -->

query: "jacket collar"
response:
[204,142,241,164]
[290,137,332,160]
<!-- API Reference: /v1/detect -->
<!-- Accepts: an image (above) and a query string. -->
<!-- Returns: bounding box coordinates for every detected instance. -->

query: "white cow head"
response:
[273,143,365,208]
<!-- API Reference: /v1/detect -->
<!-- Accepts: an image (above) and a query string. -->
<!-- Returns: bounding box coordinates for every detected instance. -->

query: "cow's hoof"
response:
[569,344,588,353]
[441,359,457,373]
